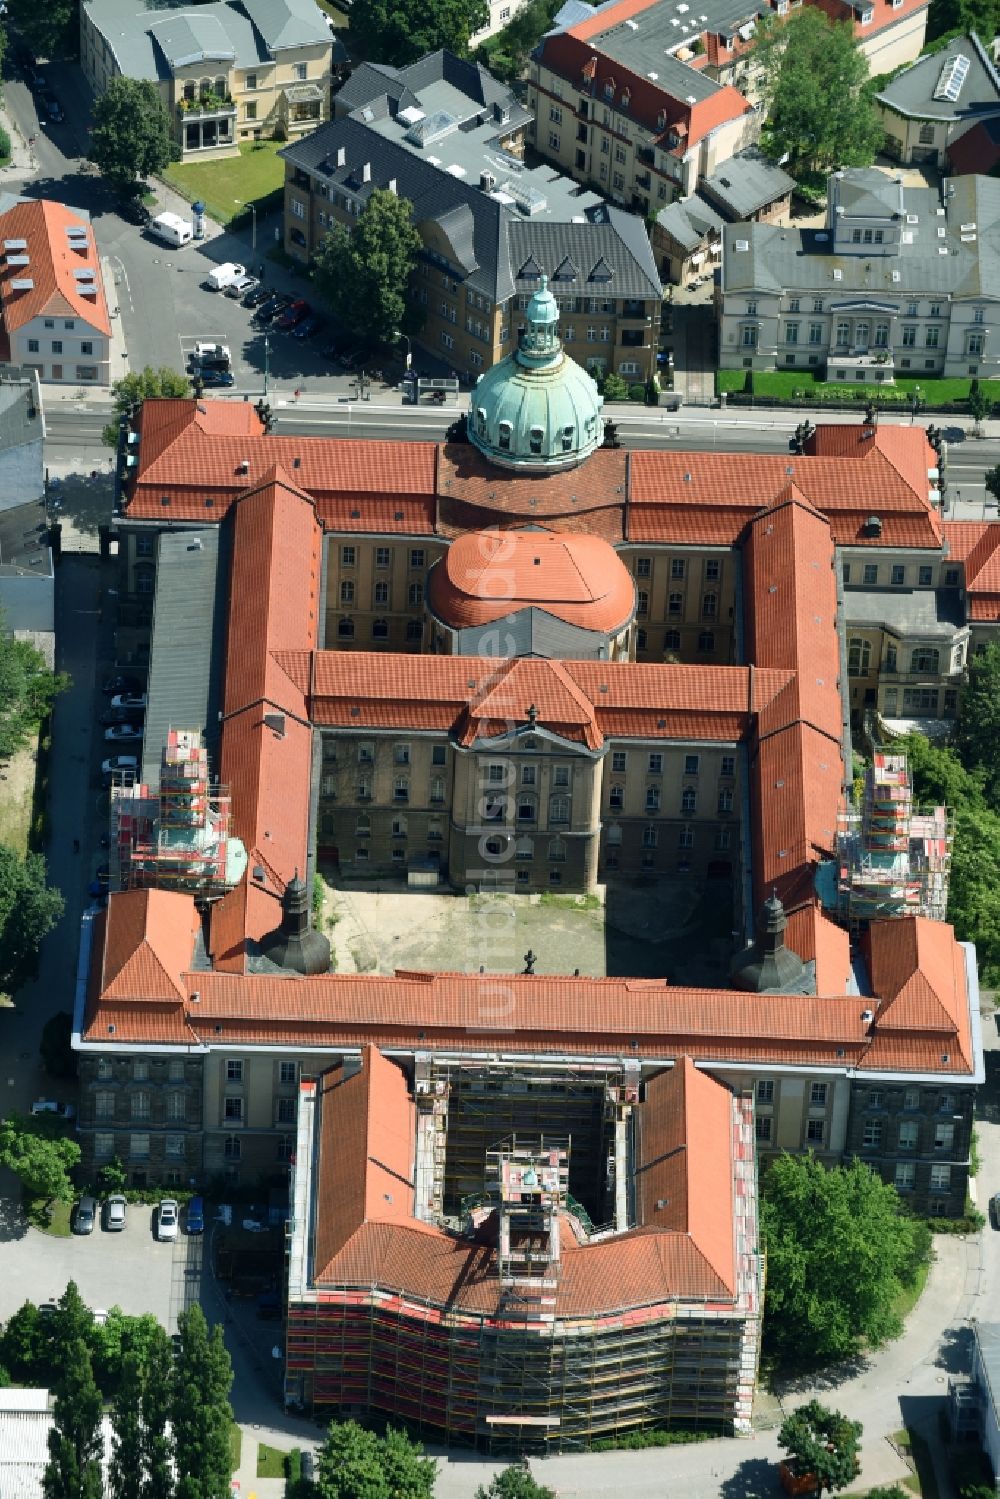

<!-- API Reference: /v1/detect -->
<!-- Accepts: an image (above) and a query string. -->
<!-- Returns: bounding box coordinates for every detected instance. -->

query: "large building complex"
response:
[876,32,1000,173]
[76,286,984,1446]
[718,168,1000,384]
[280,51,663,381]
[80,0,334,159]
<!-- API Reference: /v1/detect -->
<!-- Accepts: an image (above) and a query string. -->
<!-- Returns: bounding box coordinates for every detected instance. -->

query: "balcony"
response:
[621,300,650,322]
[825,351,895,384]
[177,93,236,120]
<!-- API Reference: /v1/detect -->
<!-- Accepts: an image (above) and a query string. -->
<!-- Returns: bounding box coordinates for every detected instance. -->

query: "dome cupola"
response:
[467,275,604,473]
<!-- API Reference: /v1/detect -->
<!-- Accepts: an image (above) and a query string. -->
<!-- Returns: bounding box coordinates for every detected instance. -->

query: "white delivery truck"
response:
[203,261,246,292]
[147,211,194,248]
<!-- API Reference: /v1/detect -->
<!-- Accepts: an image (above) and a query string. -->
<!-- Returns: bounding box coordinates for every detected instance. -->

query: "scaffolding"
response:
[835,750,952,925]
[109,728,247,896]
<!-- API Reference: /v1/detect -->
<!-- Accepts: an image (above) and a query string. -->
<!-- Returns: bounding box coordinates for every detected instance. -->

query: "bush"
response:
[0,127,11,166]
[601,372,629,402]
[285,1449,302,1482]
[628,383,646,402]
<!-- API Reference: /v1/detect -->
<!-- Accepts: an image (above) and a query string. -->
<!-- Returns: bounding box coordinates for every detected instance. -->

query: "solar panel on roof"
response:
[934,53,970,102]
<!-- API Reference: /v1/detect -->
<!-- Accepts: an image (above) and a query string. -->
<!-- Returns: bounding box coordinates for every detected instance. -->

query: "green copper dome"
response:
[467,275,604,472]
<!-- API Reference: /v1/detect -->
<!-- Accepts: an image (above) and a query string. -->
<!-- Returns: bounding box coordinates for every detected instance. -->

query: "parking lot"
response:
[0,1214,202,1332]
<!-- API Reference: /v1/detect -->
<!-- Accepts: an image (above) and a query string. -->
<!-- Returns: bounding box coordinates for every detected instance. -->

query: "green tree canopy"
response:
[0,1301,48,1383]
[0,1116,79,1203]
[89,77,179,194]
[6,0,75,58]
[926,0,1000,43]
[42,1338,105,1499]
[139,1325,175,1499]
[0,608,69,759]
[778,1400,862,1494]
[475,1467,556,1499]
[756,9,883,179]
[985,464,1000,507]
[172,1304,233,1499]
[0,845,64,991]
[102,366,192,448]
[954,640,1000,783]
[351,0,489,66]
[110,1350,145,1499]
[474,0,562,82]
[313,189,423,351]
[315,1421,436,1499]
[761,1154,929,1365]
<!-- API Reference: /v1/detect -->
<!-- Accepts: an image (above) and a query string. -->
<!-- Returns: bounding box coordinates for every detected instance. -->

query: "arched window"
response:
[338,617,354,639]
[515,835,534,861]
[664,629,681,651]
[918,122,935,144]
[355,816,370,836]
[183,81,195,101]
[681,786,697,814]
[199,76,211,97]
[549,794,570,825]
[372,618,389,640]
[548,837,566,862]
[529,425,544,455]
[702,592,717,619]
[215,75,226,98]
[642,825,658,848]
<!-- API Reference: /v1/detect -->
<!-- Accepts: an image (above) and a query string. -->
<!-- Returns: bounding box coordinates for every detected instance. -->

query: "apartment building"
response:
[281,50,662,380]
[0,199,112,386]
[80,0,333,159]
[719,168,1000,382]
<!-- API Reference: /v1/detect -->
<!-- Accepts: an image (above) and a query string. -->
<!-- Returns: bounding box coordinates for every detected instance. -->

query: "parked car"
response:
[242,283,271,309]
[275,299,310,331]
[189,341,230,365]
[103,1195,127,1232]
[100,707,141,727]
[254,294,292,326]
[72,1196,97,1235]
[203,261,246,292]
[102,673,143,696]
[28,68,45,91]
[104,724,143,742]
[197,369,236,389]
[185,1196,205,1235]
[156,1199,179,1242]
[45,98,64,123]
[110,692,147,711]
[225,274,257,300]
[101,755,139,775]
[30,1099,76,1119]
[301,1453,315,1483]
[292,314,322,341]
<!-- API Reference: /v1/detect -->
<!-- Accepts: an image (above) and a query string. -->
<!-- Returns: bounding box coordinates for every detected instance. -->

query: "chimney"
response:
[336,145,345,167]
[362,162,371,182]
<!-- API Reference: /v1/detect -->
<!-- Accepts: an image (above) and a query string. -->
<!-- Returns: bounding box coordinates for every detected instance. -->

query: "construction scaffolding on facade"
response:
[108,728,246,896]
[834,750,952,926]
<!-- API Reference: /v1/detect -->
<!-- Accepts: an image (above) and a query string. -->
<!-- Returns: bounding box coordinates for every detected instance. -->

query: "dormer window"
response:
[657,110,666,129]
[604,77,616,100]
[561,425,574,452]
[621,87,631,108]
[529,426,544,455]
[498,421,512,451]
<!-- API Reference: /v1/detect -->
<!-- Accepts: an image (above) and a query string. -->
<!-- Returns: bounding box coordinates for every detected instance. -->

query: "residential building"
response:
[0,368,51,666]
[651,148,794,284]
[810,0,930,74]
[0,199,111,386]
[718,168,1000,383]
[528,0,757,213]
[280,50,663,381]
[949,1323,1000,1479]
[80,0,333,159]
[877,31,1000,172]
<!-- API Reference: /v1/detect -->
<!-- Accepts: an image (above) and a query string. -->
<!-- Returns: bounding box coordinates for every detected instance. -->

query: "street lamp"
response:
[235,198,256,254]
[395,330,412,369]
[910,386,922,425]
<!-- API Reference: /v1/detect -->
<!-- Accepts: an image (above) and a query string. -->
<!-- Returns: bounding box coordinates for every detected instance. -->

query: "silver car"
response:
[103,1194,127,1231]
[156,1199,179,1242]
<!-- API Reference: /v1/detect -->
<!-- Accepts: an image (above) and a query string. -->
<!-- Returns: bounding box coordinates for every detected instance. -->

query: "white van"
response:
[203,261,246,292]
[148,211,193,248]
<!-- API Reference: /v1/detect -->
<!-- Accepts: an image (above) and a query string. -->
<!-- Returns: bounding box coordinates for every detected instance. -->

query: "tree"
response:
[40,1011,77,1079]
[109,1351,145,1499]
[102,366,193,448]
[89,77,178,194]
[139,1326,175,1499]
[379,1427,437,1499]
[0,1117,80,1204]
[778,1401,861,1495]
[968,381,991,435]
[315,1421,390,1499]
[926,0,1000,44]
[0,846,64,991]
[172,1305,233,1499]
[953,641,1000,788]
[755,10,883,179]
[93,1309,163,1397]
[601,372,629,402]
[52,1283,98,1374]
[351,0,489,66]
[0,1301,48,1383]
[761,1154,929,1365]
[475,1468,556,1499]
[474,0,562,83]
[313,190,423,350]
[42,1338,105,1499]
[0,609,69,759]
[985,464,1000,507]
[6,0,75,59]
[864,1488,911,1499]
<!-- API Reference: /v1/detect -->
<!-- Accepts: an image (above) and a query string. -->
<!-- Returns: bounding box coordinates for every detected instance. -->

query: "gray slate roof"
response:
[722,168,1000,302]
[85,0,326,81]
[554,0,766,68]
[843,587,965,637]
[877,31,1000,122]
[283,56,662,304]
[240,0,330,50]
[147,13,236,68]
[655,192,724,251]
[143,527,227,789]
[701,151,795,220]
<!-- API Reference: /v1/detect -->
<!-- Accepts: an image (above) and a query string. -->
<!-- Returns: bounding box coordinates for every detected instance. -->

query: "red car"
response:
[275,298,310,331]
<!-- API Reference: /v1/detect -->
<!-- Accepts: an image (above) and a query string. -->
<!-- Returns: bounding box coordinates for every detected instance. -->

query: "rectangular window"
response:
[294,62,307,81]
[648,753,662,774]
[808,323,822,345]
[929,1164,951,1190]
[277,1097,296,1124]
[934,1122,954,1151]
[925,326,940,349]
[902,326,916,347]
[410,549,425,569]
[224,1096,244,1122]
[279,1061,297,1085]
[612,751,627,772]
[918,566,933,586]
[166,1134,184,1158]
[94,1132,114,1159]
[133,1060,149,1082]
[129,1133,150,1160]
[81,341,94,356]
[721,755,735,777]
[862,1119,882,1148]
[756,1079,774,1104]
[784,322,799,345]
[705,559,720,581]
[375,546,390,568]
[863,564,878,585]
[341,546,356,567]
[226,1059,243,1082]
[904,1087,920,1110]
[27,339,39,353]
[755,1115,772,1143]
[636,557,651,577]
[167,1092,186,1121]
[891,565,905,585]
[432,745,447,766]
[809,1082,827,1107]
[553,766,570,788]
[898,1120,918,1150]
[684,755,699,776]
[806,1119,825,1144]
[548,132,560,151]
[895,1161,915,1190]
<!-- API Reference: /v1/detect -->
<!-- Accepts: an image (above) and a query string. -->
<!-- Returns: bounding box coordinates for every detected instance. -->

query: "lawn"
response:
[0,741,38,858]
[162,142,286,227]
[717,368,1000,408]
[891,1253,931,1323]
[256,1442,289,1478]
[27,1197,72,1237]
[229,1423,242,1475]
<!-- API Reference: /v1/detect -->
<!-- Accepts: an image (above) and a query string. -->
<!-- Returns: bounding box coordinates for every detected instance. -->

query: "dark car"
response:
[256,1289,281,1320]
[190,352,231,374]
[28,68,45,91]
[197,369,235,388]
[103,673,143,696]
[301,1452,315,1483]
[100,708,143,728]
[72,1195,97,1235]
[118,196,150,227]
[45,98,63,123]
[275,298,309,331]
[254,294,292,326]
[242,283,271,309]
[185,1195,205,1235]
[293,314,322,341]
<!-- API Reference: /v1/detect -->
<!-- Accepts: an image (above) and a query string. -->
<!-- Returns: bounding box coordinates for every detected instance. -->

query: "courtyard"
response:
[315,871,736,982]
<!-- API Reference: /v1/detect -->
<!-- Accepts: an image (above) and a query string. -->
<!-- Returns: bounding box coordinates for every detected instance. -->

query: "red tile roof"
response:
[438,444,627,528]
[96,888,199,1003]
[866,916,973,1071]
[0,199,111,336]
[942,520,1000,621]
[427,527,636,634]
[808,0,928,42]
